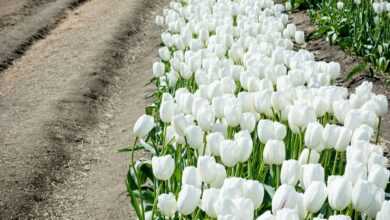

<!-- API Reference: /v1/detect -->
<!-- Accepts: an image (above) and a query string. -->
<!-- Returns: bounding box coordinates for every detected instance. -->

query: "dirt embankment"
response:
[0,0,169,218]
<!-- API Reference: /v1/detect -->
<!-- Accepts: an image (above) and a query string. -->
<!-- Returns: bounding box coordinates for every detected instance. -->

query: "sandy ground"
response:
[0,0,169,218]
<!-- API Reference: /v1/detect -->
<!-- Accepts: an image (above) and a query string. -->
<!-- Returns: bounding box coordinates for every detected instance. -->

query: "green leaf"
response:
[263,184,275,198]
[345,62,368,81]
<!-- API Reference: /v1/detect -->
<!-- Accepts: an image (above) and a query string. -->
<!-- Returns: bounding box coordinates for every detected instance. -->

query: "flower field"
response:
[125,0,390,219]
[288,0,390,74]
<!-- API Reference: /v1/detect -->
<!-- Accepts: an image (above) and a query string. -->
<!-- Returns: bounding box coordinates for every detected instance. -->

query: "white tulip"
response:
[303,181,327,213]
[185,125,204,150]
[177,184,201,215]
[257,120,287,144]
[158,193,177,217]
[206,132,224,156]
[200,188,220,218]
[197,156,217,184]
[263,140,286,165]
[368,164,390,189]
[210,163,227,188]
[153,61,165,77]
[352,179,375,212]
[329,215,350,220]
[336,1,344,10]
[327,176,352,211]
[220,140,240,167]
[301,164,325,189]
[133,114,155,138]
[295,31,305,44]
[182,166,202,188]
[298,148,320,165]
[242,180,264,208]
[281,160,301,186]
[256,211,274,220]
[376,200,390,220]
[159,47,171,61]
[235,131,253,162]
[275,208,300,220]
[159,100,176,123]
[224,103,242,127]
[152,155,175,181]
[272,184,298,213]
[240,112,257,132]
[304,122,325,152]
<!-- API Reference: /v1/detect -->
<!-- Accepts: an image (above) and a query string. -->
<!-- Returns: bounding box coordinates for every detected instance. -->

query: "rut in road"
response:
[0,0,168,218]
[0,0,89,73]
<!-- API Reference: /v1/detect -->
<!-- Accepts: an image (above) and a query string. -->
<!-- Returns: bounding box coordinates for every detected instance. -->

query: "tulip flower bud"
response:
[365,186,385,218]
[257,120,287,144]
[368,164,390,189]
[177,184,201,215]
[272,184,298,214]
[263,140,286,165]
[372,94,388,116]
[256,211,274,220]
[323,124,352,151]
[152,155,175,181]
[197,105,215,132]
[352,124,374,144]
[288,104,316,133]
[159,100,176,123]
[224,103,242,127]
[304,122,325,152]
[275,208,300,220]
[197,156,217,184]
[281,160,301,186]
[240,112,257,132]
[327,176,352,211]
[242,180,264,208]
[254,90,273,116]
[158,193,177,217]
[235,131,253,162]
[182,166,202,188]
[133,114,155,138]
[209,163,227,188]
[332,99,351,123]
[221,138,241,166]
[185,125,204,150]
[298,148,320,165]
[153,61,165,77]
[303,181,327,213]
[206,132,224,156]
[159,47,171,61]
[344,161,367,185]
[200,188,220,218]
[329,215,351,220]
[376,200,390,220]
[295,31,305,44]
[301,164,325,189]
[352,179,376,212]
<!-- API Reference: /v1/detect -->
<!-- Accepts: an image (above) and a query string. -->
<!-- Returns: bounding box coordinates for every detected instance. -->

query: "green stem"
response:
[332,151,339,175]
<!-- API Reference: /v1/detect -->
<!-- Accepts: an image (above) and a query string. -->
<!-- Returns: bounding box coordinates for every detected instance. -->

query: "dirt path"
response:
[0,0,168,218]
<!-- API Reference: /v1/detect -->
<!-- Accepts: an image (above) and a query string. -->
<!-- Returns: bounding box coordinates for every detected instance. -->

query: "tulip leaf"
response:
[345,62,367,81]
[139,140,157,155]
[263,184,275,198]
[137,161,155,182]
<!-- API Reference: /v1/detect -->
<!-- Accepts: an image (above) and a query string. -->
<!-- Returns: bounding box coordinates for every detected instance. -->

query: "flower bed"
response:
[125,0,390,219]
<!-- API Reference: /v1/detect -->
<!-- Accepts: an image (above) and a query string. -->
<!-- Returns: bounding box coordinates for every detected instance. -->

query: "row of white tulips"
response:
[128,0,390,219]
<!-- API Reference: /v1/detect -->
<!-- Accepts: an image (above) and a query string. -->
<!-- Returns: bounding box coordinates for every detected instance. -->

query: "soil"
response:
[289,11,390,161]
[0,0,169,219]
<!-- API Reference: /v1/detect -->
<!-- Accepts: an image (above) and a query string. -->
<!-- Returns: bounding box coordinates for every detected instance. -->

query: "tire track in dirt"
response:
[0,0,89,73]
[0,0,164,218]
